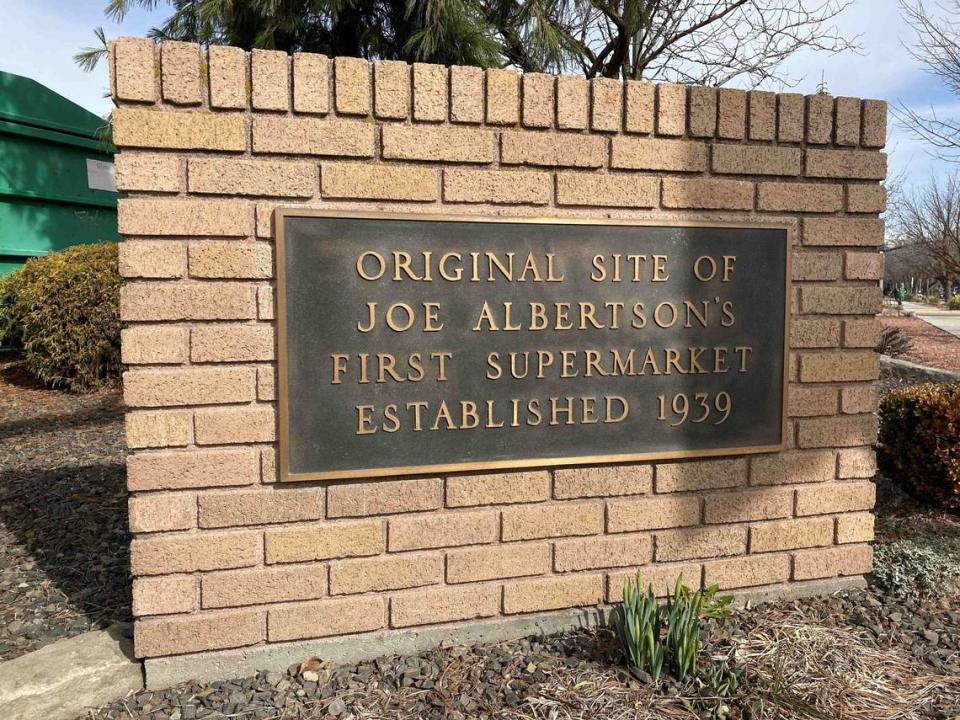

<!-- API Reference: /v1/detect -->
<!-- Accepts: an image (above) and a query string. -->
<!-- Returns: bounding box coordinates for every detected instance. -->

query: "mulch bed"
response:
[880,316,960,373]
[0,358,129,662]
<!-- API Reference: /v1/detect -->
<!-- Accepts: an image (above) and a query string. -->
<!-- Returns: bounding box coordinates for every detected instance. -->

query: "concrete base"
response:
[144,576,865,689]
[881,355,960,382]
[0,624,144,720]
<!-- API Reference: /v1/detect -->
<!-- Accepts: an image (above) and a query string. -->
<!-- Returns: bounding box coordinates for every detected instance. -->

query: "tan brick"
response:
[202,565,327,609]
[844,251,883,280]
[861,99,887,148]
[607,562,701,600]
[502,502,602,541]
[836,512,874,543]
[555,533,652,572]
[837,447,877,478]
[208,45,247,109]
[382,125,495,163]
[115,153,181,193]
[129,493,196,533]
[751,517,834,552]
[847,184,886,213]
[121,283,255,321]
[265,520,383,563]
[805,94,834,144]
[113,37,156,103]
[250,49,289,111]
[374,60,409,119]
[257,286,275,320]
[128,448,259,491]
[328,477,443,517]
[801,286,882,314]
[447,542,550,583]
[136,609,263,657]
[502,131,605,168]
[391,584,500,628]
[751,450,836,486]
[712,145,801,176]
[268,597,383,642]
[834,97,860,146]
[805,149,886,180]
[121,325,186,364]
[443,168,550,204]
[656,84,686,136]
[334,56,370,115]
[656,458,747,493]
[503,574,603,614]
[705,553,790,589]
[190,324,274,362]
[486,69,520,125]
[611,137,706,171]
[413,63,447,122]
[704,487,793,524]
[126,366,250,412]
[656,526,747,561]
[522,73,554,128]
[321,163,437,201]
[796,481,875,516]
[791,318,841,348]
[624,81,654,133]
[188,158,314,198]
[717,89,746,139]
[557,75,588,129]
[133,575,196,616]
[330,553,442,594]
[252,116,374,156]
[118,198,250,236]
[125,410,192,449]
[388,510,497,551]
[261,446,277,482]
[798,415,877,449]
[113,109,246,152]
[591,78,622,132]
[555,464,652,499]
[792,251,841,281]
[843,318,882,348]
[257,366,275,401]
[188,243,272,280]
[688,87,717,137]
[662,178,753,210]
[131,530,258,575]
[606,495,700,533]
[777,93,804,142]
[794,544,872,580]
[758,183,843,212]
[749,91,776,140]
[805,218,883,247]
[292,53,329,114]
[556,173,657,208]
[799,351,879,382]
[450,65,484,123]
[841,385,878,415]
[789,386,838,416]
[194,406,276,446]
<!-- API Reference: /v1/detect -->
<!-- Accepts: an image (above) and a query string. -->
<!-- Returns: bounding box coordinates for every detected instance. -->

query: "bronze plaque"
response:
[276,211,790,482]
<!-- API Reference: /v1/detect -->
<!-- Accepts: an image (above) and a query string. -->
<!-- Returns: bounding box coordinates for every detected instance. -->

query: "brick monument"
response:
[110,37,885,686]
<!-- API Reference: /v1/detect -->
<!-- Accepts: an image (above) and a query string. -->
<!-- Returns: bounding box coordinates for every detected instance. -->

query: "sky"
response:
[0,0,954,195]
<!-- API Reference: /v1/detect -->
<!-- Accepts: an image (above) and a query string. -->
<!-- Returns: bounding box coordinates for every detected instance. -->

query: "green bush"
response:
[878,383,960,509]
[948,294,960,310]
[0,243,121,391]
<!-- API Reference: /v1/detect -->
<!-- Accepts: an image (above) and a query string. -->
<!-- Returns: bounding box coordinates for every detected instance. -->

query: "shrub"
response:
[949,294,960,310]
[878,383,960,509]
[872,538,960,597]
[875,326,913,358]
[0,243,121,391]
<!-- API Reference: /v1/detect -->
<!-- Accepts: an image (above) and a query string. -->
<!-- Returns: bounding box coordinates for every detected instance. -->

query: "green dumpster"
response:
[0,71,119,275]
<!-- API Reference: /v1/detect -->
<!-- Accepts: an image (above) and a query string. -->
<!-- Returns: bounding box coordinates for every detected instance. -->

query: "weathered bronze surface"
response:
[276,211,790,482]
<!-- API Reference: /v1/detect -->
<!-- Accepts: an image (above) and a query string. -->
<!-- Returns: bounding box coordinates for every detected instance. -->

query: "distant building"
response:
[0,71,118,275]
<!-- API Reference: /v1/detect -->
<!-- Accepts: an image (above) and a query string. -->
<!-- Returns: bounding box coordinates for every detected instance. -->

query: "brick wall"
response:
[110,37,885,665]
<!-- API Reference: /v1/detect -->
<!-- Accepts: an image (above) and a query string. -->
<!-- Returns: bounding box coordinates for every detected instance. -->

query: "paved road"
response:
[901,301,960,338]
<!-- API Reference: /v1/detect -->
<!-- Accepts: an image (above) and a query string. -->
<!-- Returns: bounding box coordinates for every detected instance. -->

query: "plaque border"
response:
[274,209,793,483]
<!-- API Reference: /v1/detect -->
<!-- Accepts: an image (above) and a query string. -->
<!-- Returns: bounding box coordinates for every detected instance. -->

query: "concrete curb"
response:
[881,355,960,383]
[145,576,864,689]
[0,623,143,720]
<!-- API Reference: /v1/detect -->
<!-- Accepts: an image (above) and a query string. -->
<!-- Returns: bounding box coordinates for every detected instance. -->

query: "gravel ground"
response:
[879,316,960,372]
[0,358,129,661]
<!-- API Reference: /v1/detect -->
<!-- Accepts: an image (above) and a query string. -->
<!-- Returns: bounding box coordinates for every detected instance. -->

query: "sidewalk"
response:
[901,301,960,338]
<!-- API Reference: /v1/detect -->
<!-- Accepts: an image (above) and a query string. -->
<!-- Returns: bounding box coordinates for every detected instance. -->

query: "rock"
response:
[328,697,346,716]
